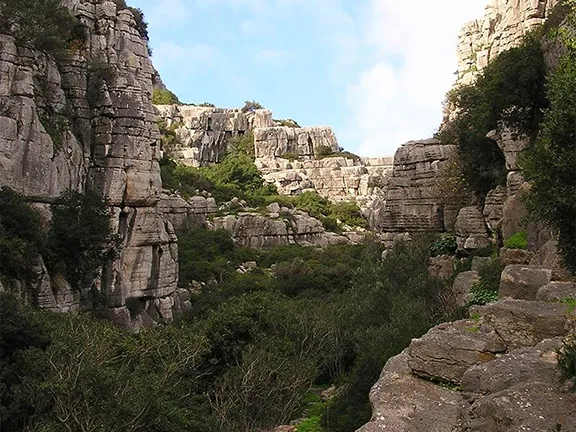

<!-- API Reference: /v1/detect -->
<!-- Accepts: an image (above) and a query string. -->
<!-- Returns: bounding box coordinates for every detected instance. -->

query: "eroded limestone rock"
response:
[499,264,552,300]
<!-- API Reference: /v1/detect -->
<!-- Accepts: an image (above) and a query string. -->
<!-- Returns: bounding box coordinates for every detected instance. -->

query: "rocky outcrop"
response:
[254,126,339,159]
[456,0,560,86]
[157,192,217,231]
[256,156,393,229]
[379,139,459,232]
[0,0,178,325]
[209,205,352,248]
[155,104,274,165]
[455,206,491,253]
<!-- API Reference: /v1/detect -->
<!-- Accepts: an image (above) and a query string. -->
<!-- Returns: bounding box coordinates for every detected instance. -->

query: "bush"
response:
[0,0,85,58]
[557,335,576,392]
[467,258,503,306]
[228,131,255,158]
[430,233,457,256]
[241,100,264,112]
[0,187,43,282]
[504,231,528,249]
[314,145,335,159]
[152,87,180,105]
[44,189,119,290]
[276,118,301,128]
[438,32,547,197]
[520,13,576,273]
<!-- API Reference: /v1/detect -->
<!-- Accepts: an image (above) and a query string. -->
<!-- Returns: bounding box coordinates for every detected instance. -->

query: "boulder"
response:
[462,338,562,395]
[407,320,505,384]
[476,298,571,348]
[499,265,552,300]
[452,271,480,305]
[428,255,455,280]
[501,183,530,242]
[499,248,532,266]
[455,206,491,254]
[536,282,576,302]
[357,350,465,432]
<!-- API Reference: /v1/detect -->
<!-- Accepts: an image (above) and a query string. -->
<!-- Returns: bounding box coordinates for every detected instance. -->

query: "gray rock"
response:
[499,247,533,266]
[407,320,505,384]
[462,338,562,395]
[537,282,576,301]
[452,271,480,305]
[357,350,465,432]
[455,206,491,254]
[476,298,570,348]
[428,255,455,280]
[471,256,491,272]
[499,265,552,300]
[501,182,530,242]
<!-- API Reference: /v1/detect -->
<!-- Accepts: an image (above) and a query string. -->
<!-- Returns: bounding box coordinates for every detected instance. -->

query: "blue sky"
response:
[130,0,487,156]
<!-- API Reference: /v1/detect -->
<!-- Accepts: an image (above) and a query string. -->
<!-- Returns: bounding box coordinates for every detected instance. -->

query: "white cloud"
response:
[254,49,293,65]
[146,0,192,28]
[346,0,487,157]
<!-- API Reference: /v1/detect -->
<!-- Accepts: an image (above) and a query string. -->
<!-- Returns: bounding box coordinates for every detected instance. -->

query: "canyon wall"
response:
[0,0,178,327]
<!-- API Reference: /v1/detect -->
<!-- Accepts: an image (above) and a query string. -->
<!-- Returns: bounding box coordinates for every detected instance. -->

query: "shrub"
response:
[44,189,119,290]
[504,231,528,249]
[557,335,576,392]
[520,13,576,273]
[467,258,503,306]
[280,151,299,161]
[241,100,264,112]
[152,87,180,105]
[0,0,85,58]
[228,131,255,158]
[430,233,457,256]
[329,201,367,229]
[0,187,43,282]
[314,145,335,159]
[276,118,301,128]
[438,32,547,197]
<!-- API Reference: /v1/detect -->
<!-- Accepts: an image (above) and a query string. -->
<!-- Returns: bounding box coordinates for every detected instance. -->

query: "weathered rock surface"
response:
[357,350,465,432]
[254,126,339,159]
[158,192,217,230]
[428,255,456,280]
[501,182,531,241]
[379,139,459,232]
[408,320,505,384]
[0,0,178,323]
[499,248,533,266]
[475,298,570,348]
[499,264,552,300]
[210,209,351,248]
[482,185,507,232]
[155,104,274,165]
[537,281,576,301]
[456,0,560,86]
[455,206,491,253]
[452,271,480,305]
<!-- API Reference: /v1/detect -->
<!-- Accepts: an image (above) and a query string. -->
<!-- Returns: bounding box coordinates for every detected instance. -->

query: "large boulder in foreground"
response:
[357,350,465,432]
[408,320,505,384]
[499,265,552,300]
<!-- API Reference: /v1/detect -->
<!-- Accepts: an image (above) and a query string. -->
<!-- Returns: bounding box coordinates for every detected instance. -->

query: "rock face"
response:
[256,156,393,229]
[254,126,339,159]
[455,206,491,253]
[0,0,177,325]
[379,139,459,232]
[155,104,274,165]
[359,296,575,432]
[456,0,560,86]
[210,207,351,248]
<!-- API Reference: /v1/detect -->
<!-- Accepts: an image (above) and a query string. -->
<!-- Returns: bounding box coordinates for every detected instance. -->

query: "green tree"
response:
[44,189,119,290]
[153,87,181,105]
[520,12,576,273]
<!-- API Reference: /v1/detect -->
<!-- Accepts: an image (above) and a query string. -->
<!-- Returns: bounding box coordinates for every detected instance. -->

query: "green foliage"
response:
[241,100,264,112]
[276,118,301,128]
[467,258,503,306]
[44,189,119,291]
[329,201,368,229]
[199,102,216,107]
[430,233,458,256]
[280,151,299,161]
[314,145,335,159]
[153,87,181,105]
[322,150,362,162]
[520,18,576,273]
[438,33,547,197]
[0,188,43,282]
[228,131,255,158]
[0,0,85,58]
[504,230,528,249]
[158,118,181,152]
[557,335,576,392]
[39,108,69,151]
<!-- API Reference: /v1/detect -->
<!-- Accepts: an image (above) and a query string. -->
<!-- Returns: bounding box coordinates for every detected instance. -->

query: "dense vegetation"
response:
[520,3,576,272]
[1,232,459,432]
[0,188,118,292]
[0,0,85,58]
[437,32,547,197]
[153,88,181,105]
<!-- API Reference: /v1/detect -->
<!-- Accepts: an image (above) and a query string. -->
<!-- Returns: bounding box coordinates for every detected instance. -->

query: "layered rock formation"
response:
[378,139,459,232]
[457,0,560,85]
[254,126,339,159]
[359,268,576,432]
[155,104,274,165]
[0,0,178,326]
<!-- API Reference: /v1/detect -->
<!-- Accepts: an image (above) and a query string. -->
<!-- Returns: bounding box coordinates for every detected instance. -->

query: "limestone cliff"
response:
[0,0,177,327]
[457,0,560,86]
